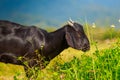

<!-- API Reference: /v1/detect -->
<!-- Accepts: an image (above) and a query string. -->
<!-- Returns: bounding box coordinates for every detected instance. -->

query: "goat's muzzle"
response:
[81,45,90,52]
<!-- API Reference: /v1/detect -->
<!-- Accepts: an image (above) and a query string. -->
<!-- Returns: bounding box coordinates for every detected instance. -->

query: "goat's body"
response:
[0,20,69,67]
[0,20,90,71]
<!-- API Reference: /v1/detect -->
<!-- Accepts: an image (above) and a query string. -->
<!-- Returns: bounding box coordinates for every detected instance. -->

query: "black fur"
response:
[0,20,90,69]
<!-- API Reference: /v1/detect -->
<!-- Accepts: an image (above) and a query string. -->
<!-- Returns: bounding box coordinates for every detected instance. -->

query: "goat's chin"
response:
[75,46,90,52]
[81,49,88,52]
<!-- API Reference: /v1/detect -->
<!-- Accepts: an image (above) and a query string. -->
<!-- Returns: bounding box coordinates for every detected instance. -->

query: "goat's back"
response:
[0,20,47,61]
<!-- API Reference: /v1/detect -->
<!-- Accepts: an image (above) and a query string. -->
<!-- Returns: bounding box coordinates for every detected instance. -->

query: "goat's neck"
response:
[43,27,68,60]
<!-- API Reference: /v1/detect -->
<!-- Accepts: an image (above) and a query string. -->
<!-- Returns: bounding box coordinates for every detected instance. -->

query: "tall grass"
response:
[102,28,120,40]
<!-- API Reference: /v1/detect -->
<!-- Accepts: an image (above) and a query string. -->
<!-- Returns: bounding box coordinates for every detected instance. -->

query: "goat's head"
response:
[65,20,90,52]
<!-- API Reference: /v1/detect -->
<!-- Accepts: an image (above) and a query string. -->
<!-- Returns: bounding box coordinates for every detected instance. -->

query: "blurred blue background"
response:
[0,0,120,28]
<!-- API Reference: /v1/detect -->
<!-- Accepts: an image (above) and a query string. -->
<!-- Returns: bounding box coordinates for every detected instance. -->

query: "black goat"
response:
[0,20,90,70]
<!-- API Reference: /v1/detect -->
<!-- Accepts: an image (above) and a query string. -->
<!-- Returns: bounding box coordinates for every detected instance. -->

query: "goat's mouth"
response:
[81,46,90,52]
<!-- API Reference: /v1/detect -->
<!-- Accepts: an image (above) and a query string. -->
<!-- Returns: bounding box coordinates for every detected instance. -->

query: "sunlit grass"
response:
[0,62,25,80]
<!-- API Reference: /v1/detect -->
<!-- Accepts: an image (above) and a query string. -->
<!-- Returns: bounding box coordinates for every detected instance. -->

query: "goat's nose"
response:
[81,38,90,51]
[86,45,90,50]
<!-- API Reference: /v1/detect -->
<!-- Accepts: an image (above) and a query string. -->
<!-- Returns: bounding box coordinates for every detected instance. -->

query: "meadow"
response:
[0,22,120,80]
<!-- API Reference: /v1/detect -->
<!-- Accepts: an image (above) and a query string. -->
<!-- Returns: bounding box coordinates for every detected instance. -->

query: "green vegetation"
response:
[51,40,120,80]
[0,22,120,80]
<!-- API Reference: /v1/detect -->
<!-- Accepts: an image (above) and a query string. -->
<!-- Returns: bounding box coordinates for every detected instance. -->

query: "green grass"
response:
[52,40,120,80]
[33,39,119,80]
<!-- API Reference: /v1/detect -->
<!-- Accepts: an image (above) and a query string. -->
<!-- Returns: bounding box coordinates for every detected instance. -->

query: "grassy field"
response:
[0,24,120,80]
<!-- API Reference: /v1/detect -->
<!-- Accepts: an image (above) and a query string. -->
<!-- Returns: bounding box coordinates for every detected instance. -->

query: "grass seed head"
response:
[110,24,115,28]
[118,19,120,23]
[92,23,96,28]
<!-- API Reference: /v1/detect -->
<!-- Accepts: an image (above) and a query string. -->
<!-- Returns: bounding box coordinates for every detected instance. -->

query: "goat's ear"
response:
[65,27,80,49]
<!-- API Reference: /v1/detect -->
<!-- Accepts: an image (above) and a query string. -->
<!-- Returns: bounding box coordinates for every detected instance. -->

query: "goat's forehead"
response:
[74,23,84,29]
[74,23,83,27]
